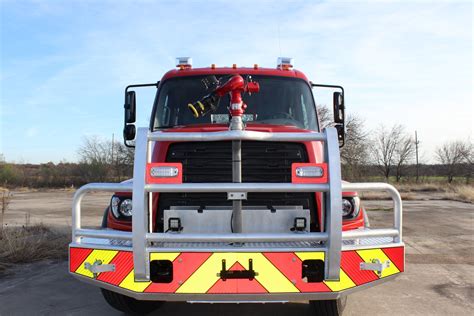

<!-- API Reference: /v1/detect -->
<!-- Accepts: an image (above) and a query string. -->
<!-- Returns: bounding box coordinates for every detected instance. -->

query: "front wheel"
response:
[101,288,163,315]
[309,297,347,315]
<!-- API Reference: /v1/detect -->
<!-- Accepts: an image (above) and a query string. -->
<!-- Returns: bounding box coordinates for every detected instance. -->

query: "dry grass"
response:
[360,183,474,204]
[360,191,417,200]
[396,183,443,193]
[441,185,474,203]
[1,188,12,228]
[0,224,69,275]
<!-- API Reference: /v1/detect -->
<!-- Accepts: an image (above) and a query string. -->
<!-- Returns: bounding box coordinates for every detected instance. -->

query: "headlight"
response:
[342,197,360,218]
[342,199,353,217]
[110,196,133,218]
[119,199,133,217]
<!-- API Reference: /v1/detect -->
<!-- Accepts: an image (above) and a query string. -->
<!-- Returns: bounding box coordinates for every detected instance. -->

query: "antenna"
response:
[277,23,282,56]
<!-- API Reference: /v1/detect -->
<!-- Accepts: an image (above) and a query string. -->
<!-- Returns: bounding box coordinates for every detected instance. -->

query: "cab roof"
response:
[161,66,310,82]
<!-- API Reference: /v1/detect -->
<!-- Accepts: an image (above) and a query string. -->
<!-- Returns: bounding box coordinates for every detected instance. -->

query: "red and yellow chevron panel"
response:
[69,246,404,294]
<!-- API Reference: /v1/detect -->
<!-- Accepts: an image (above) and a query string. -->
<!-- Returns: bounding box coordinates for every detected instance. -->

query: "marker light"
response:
[146,163,183,184]
[292,163,328,184]
[150,166,179,178]
[296,166,324,178]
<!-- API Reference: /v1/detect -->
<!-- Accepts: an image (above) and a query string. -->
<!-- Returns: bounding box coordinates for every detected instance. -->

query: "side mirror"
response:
[124,91,136,124]
[335,124,345,147]
[333,92,344,123]
[123,124,136,142]
[333,92,345,147]
[124,91,136,146]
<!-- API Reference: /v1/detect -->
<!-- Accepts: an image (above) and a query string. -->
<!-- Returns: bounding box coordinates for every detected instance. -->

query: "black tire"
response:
[309,297,347,316]
[101,288,163,315]
[101,207,109,228]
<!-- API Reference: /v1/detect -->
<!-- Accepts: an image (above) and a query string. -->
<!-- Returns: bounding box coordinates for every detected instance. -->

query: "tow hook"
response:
[360,259,390,277]
[84,259,115,279]
[218,259,258,281]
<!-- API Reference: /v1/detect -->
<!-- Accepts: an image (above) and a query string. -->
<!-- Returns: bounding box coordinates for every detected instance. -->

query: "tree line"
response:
[0,107,472,188]
[0,138,134,188]
[317,105,472,184]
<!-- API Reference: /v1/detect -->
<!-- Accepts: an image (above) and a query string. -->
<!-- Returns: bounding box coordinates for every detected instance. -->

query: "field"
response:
[0,190,473,315]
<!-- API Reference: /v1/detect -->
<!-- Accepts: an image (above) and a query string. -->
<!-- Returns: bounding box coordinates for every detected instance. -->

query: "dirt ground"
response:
[0,191,473,315]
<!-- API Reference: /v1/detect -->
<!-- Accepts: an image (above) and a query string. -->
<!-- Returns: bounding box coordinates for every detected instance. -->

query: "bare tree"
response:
[371,125,404,181]
[435,140,468,183]
[316,104,332,130]
[316,105,370,180]
[78,136,111,165]
[340,114,369,180]
[78,136,134,182]
[462,140,473,183]
[394,134,415,182]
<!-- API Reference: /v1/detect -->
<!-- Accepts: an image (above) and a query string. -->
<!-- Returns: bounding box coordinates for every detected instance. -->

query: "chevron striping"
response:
[357,248,400,278]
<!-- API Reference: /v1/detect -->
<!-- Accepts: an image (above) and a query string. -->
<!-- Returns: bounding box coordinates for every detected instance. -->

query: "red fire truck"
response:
[69,58,404,315]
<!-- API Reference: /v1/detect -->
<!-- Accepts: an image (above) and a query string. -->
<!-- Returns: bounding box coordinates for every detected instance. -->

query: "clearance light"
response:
[292,163,328,184]
[146,163,182,184]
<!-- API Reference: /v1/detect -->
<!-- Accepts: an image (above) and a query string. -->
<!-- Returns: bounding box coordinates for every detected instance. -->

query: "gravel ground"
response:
[0,191,472,315]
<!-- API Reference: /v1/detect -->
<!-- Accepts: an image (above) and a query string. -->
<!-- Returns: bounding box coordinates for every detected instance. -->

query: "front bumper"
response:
[69,241,404,301]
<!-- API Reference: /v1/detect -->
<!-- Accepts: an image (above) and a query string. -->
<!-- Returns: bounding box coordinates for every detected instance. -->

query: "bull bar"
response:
[71,127,403,285]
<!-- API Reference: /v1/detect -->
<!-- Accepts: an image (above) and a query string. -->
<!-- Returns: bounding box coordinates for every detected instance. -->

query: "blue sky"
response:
[1,0,472,163]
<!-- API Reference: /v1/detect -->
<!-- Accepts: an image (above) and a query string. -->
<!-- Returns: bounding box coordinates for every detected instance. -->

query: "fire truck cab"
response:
[69,58,405,315]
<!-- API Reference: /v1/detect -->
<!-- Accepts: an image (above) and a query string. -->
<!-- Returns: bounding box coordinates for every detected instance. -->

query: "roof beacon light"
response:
[277,57,294,70]
[176,57,192,69]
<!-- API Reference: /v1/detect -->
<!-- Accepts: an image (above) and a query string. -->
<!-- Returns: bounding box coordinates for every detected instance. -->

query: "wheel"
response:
[309,297,347,316]
[101,288,163,315]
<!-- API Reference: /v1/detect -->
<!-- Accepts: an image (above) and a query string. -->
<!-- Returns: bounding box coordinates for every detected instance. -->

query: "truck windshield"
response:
[152,75,318,131]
